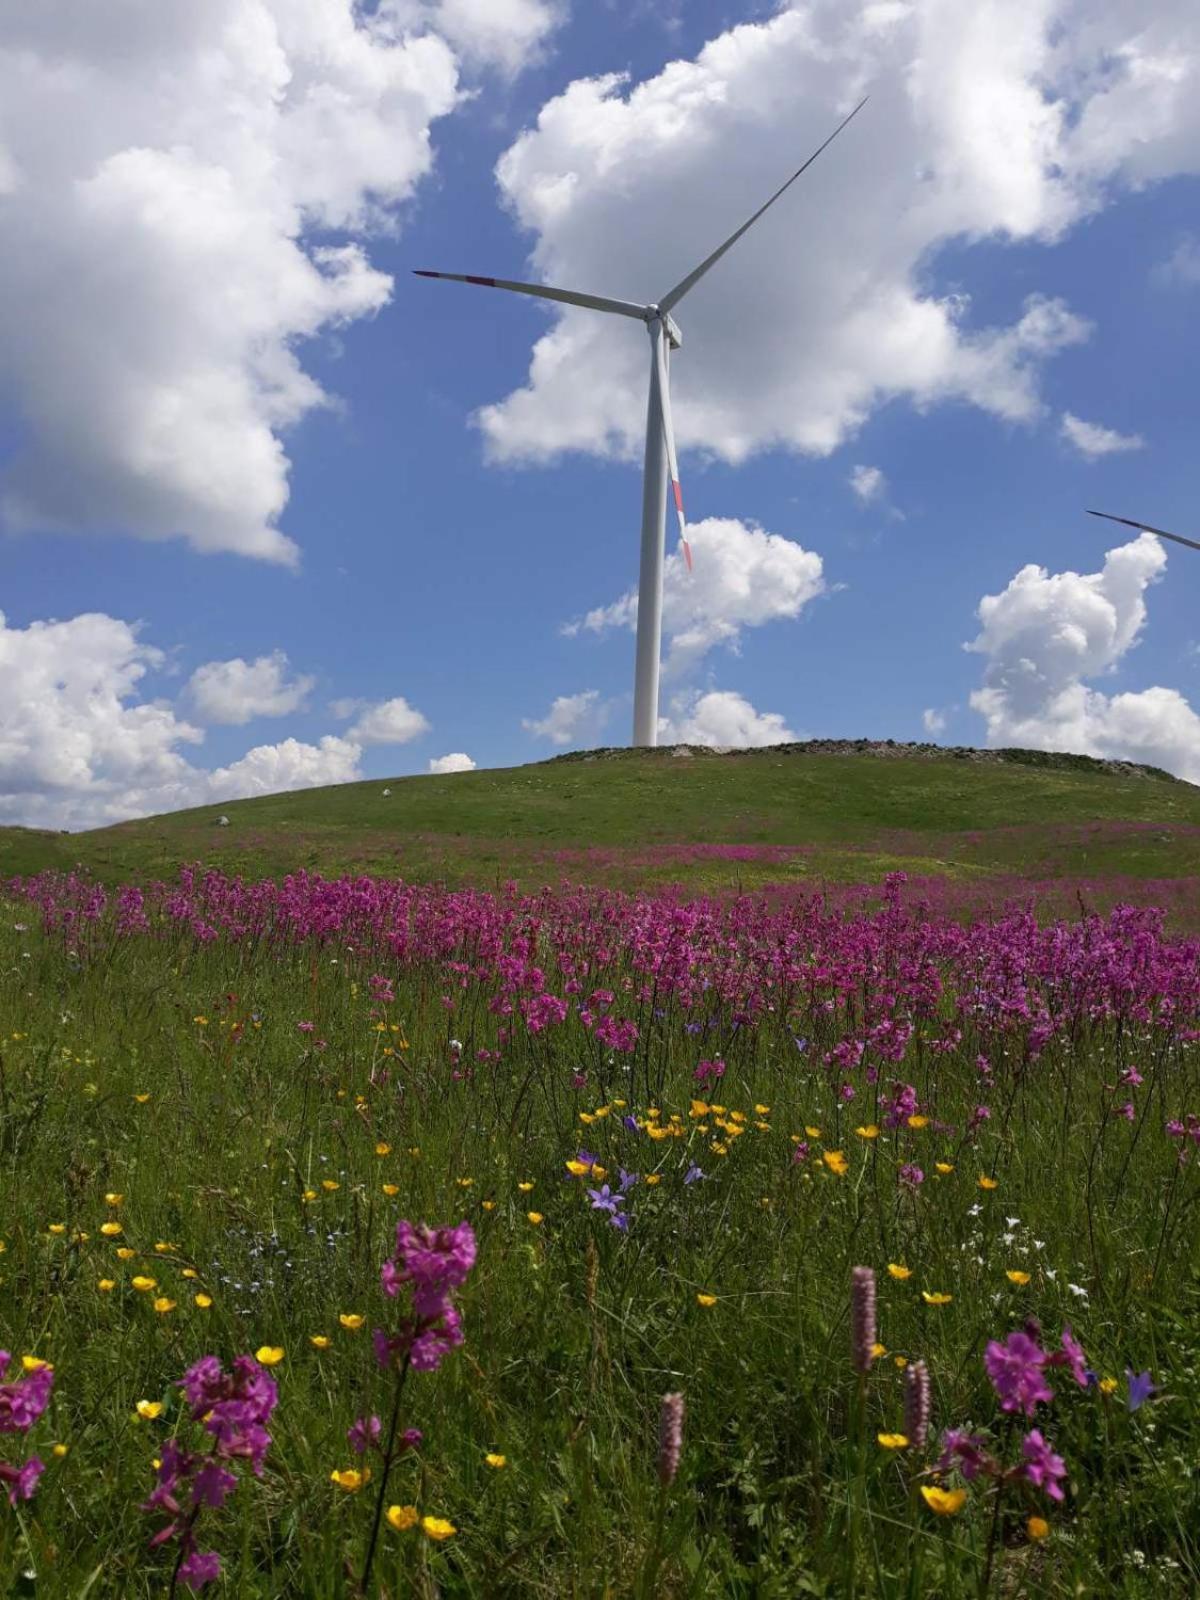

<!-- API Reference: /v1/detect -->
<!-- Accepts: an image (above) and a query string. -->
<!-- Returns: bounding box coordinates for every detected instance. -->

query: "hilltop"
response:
[2,741,1199,906]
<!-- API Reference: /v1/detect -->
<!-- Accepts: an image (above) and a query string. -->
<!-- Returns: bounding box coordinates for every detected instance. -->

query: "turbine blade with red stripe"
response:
[413,270,647,321]
[1086,508,1200,554]
[654,322,692,572]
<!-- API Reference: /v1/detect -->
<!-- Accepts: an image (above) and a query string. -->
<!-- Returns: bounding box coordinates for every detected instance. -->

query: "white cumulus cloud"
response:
[660,689,795,749]
[347,697,431,746]
[1060,412,1145,458]
[0,607,366,827]
[967,534,1200,780]
[188,651,314,725]
[922,707,948,735]
[522,689,610,747]
[567,517,824,677]
[0,0,560,565]
[428,751,477,773]
[467,1,1200,473]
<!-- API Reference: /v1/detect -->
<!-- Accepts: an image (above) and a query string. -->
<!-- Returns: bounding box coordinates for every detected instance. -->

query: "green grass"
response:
[4,743,1200,895]
[1,882,1198,1595]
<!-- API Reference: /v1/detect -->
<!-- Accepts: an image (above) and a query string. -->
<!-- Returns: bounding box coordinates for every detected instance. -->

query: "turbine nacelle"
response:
[647,307,683,350]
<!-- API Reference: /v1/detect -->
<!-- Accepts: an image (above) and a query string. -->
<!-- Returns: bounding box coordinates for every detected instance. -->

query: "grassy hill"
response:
[3,741,1200,905]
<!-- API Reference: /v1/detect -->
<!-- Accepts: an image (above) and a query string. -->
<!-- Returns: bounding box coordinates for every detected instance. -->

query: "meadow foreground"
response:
[1,868,1198,1596]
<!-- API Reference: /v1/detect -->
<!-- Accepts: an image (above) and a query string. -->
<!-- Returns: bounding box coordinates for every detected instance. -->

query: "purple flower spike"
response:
[1022,1429,1067,1501]
[984,1330,1054,1418]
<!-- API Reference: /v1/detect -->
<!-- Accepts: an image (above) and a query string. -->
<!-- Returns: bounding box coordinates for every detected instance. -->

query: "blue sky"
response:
[2,0,1199,826]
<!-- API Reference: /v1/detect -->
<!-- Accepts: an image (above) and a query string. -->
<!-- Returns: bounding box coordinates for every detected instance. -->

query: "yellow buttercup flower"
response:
[116,1247,135,1261]
[455,1177,473,1189]
[98,1278,116,1292]
[136,1401,163,1420]
[565,1160,589,1176]
[527,1212,544,1226]
[518,1181,534,1192]
[375,1142,391,1157]
[387,1504,419,1531]
[805,1125,821,1139]
[921,1486,967,1516]
[1027,1516,1050,1541]
[382,1183,399,1197]
[131,1276,157,1292]
[421,1516,456,1542]
[978,1176,999,1191]
[100,1221,122,1236]
[303,1189,318,1203]
[153,1297,176,1314]
[339,1314,365,1331]
[935,1162,954,1175]
[1099,1376,1118,1396]
[485,1453,507,1469]
[481,1199,496,1211]
[871,1342,887,1359]
[644,1174,662,1186]
[105,1193,123,1206]
[822,1150,849,1176]
[52,1443,68,1458]
[311,1335,331,1350]
[754,1104,770,1115]
[181,1268,198,1280]
[696,1293,717,1308]
[907,1115,929,1129]
[194,1293,213,1309]
[855,1125,880,1140]
[134,1093,151,1103]
[877,1433,908,1450]
[1006,1270,1031,1286]
[690,1100,710,1117]
[22,1356,51,1372]
[255,1346,285,1366]
[322,1180,340,1192]
[921,1291,952,1306]
[48,1224,66,1236]
[331,1468,371,1492]
[887,1263,912,1280]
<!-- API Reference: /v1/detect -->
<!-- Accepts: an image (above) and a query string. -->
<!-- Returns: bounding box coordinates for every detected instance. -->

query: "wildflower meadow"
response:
[2,866,1198,1595]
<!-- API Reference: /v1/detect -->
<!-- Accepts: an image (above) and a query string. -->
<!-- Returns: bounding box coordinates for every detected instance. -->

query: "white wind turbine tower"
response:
[416,99,868,747]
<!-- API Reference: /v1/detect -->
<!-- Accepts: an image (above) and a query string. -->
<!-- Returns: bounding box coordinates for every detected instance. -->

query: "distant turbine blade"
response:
[657,97,868,316]
[413,269,647,321]
[653,323,691,572]
[1087,508,1200,554]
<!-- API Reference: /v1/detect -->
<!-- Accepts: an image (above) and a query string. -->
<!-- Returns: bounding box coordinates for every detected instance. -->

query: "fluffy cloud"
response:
[347,697,431,746]
[522,689,610,747]
[1060,412,1145,458]
[1152,233,1200,287]
[472,1,1198,469]
[967,534,1200,780]
[0,1,562,565]
[0,607,366,827]
[850,465,887,504]
[660,690,795,749]
[428,751,477,773]
[922,707,947,735]
[385,0,563,75]
[188,651,314,725]
[567,517,824,677]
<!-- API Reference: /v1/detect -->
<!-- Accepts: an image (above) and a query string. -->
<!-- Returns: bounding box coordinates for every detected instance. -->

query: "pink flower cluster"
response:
[0,1352,53,1506]
[378,1219,477,1372]
[141,1355,278,1590]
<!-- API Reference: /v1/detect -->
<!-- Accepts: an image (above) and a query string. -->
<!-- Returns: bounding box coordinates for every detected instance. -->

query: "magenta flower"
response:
[899,1163,924,1187]
[1022,1429,1067,1501]
[936,1428,992,1482]
[0,1455,44,1506]
[348,1415,383,1456]
[1060,1325,1089,1388]
[0,1354,54,1434]
[984,1330,1054,1418]
[376,1219,476,1373]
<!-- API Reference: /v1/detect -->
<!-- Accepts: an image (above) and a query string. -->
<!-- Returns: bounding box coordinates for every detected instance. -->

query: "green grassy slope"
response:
[3,742,1200,894]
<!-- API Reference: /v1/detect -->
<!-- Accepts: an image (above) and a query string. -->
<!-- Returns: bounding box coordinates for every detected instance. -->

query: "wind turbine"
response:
[416,99,868,747]
[1087,509,1200,554]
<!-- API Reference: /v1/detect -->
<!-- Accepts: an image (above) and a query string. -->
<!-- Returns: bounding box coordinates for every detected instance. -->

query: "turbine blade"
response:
[654,323,692,572]
[413,269,647,321]
[657,97,868,315]
[1086,508,1200,554]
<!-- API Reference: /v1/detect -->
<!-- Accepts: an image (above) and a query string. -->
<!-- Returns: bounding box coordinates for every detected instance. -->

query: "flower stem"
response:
[359,1350,413,1597]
